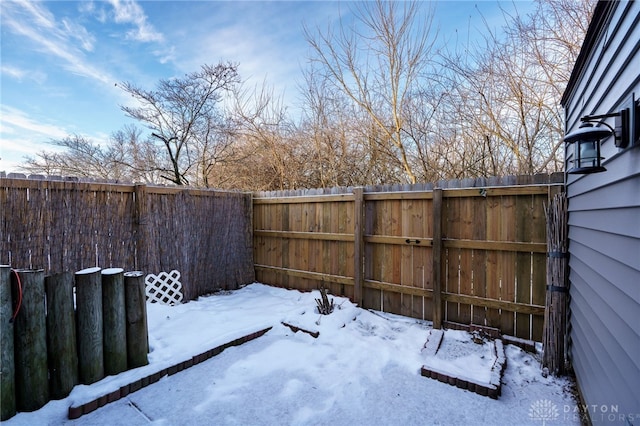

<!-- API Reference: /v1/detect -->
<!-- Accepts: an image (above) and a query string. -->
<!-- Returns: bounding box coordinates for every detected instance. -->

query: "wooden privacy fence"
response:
[0,176,255,300]
[254,173,564,342]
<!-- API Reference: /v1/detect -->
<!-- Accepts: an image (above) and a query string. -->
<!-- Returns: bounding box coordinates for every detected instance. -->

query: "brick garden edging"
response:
[68,327,272,420]
[420,327,507,400]
[281,322,320,338]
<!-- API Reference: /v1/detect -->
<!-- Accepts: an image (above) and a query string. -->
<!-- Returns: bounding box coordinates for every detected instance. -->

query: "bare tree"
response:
[108,125,165,183]
[224,81,303,191]
[21,127,157,182]
[439,0,595,175]
[298,68,372,187]
[119,62,240,186]
[304,0,438,184]
[23,135,121,180]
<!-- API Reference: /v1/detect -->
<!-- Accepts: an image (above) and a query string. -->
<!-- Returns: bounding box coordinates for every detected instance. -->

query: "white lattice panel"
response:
[145,270,183,305]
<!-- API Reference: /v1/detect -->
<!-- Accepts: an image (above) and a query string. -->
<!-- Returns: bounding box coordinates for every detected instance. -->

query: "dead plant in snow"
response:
[315,288,334,315]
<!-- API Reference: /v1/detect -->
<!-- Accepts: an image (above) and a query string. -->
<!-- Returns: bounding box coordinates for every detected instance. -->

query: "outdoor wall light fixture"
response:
[564,102,638,174]
[564,121,610,174]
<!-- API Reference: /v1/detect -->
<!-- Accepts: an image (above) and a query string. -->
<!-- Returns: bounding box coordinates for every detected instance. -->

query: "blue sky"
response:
[0,0,535,173]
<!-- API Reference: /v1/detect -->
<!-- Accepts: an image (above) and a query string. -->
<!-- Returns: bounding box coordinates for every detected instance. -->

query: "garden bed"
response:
[420,328,506,399]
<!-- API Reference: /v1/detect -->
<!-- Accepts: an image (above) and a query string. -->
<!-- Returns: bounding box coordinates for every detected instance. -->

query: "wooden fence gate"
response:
[254,174,564,341]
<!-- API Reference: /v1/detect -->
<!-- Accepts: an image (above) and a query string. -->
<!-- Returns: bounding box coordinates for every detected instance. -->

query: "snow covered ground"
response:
[4,283,581,425]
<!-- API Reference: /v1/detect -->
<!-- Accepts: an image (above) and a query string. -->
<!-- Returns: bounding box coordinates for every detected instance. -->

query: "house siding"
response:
[562,1,640,423]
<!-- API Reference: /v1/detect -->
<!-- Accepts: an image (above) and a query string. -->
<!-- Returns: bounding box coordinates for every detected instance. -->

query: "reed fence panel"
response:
[1,177,254,300]
[254,173,563,341]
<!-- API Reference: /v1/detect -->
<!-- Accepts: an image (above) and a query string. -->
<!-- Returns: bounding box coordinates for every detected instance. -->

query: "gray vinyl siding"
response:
[562,1,640,423]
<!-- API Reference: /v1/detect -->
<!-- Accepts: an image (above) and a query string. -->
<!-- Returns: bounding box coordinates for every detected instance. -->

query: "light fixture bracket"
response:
[579,109,628,148]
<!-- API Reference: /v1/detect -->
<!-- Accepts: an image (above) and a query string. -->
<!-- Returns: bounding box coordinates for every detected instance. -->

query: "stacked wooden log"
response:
[0,266,149,420]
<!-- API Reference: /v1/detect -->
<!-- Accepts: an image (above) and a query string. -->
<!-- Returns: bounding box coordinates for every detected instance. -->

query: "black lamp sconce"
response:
[564,99,639,174]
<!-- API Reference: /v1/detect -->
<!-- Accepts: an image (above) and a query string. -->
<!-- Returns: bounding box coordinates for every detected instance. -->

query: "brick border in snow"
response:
[68,327,272,420]
[281,322,320,338]
[420,328,507,399]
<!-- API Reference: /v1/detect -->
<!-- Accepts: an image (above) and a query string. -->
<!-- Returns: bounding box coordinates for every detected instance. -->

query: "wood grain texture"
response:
[0,265,16,420]
[102,269,127,376]
[75,267,104,385]
[124,271,149,369]
[13,269,49,411]
[45,272,79,400]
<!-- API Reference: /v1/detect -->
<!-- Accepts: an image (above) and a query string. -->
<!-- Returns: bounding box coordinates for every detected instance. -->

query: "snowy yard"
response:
[5,283,581,425]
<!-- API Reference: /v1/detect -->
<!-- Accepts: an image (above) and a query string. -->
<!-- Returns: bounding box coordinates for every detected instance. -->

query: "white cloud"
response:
[0,105,71,172]
[11,0,56,30]
[1,65,25,80]
[61,18,96,51]
[0,105,69,140]
[153,45,176,65]
[107,0,164,43]
[1,65,47,84]
[1,1,114,85]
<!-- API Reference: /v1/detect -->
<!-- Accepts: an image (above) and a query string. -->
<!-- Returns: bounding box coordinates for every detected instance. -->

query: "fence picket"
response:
[471,196,487,326]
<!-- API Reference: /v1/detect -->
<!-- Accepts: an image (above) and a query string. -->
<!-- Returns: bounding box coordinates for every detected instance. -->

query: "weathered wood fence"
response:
[0,176,255,300]
[254,173,564,341]
[0,265,148,419]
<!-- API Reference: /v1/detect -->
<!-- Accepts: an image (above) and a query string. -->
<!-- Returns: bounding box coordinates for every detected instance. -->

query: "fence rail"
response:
[254,173,564,341]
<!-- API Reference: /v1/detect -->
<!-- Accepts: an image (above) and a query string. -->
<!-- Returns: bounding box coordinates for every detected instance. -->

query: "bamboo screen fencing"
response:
[254,173,564,341]
[0,177,254,300]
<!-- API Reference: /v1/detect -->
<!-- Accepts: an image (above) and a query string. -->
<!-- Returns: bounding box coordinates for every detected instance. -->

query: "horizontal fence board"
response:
[253,194,354,204]
[255,230,353,242]
[443,239,547,253]
[443,293,545,316]
[364,192,435,201]
[364,279,434,298]
[358,236,546,253]
[255,264,354,286]
[364,235,434,246]
[443,185,558,198]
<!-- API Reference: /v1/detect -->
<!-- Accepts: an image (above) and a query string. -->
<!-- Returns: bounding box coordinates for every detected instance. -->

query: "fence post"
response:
[124,271,149,368]
[75,267,104,384]
[353,187,364,306]
[432,189,443,329]
[102,268,127,376]
[13,269,49,411]
[45,272,79,399]
[0,265,16,420]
